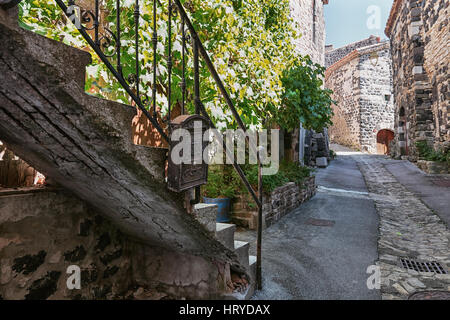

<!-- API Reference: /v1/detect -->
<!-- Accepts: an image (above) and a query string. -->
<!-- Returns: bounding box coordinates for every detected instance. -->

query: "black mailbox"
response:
[167,115,209,192]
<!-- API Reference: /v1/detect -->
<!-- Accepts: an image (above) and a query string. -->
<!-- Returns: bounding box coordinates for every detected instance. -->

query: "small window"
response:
[399,107,405,117]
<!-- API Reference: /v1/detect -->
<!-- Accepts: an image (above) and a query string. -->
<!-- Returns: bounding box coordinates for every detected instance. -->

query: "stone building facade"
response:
[325,35,381,68]
[285,0,330,165]
[385,0,449,158]
[325,41,395,154]
[290,0,329,66]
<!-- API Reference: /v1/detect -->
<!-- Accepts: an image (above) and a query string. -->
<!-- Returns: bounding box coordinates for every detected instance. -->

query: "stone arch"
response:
[376,129,394,155]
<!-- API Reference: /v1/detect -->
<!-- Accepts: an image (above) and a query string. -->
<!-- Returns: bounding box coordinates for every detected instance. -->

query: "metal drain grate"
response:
[431,179,450,188]
[400,258,447,274]
[305,218,335,227]
[409,291,450,300]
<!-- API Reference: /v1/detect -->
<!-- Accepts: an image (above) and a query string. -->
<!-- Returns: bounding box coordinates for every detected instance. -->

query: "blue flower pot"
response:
[203,197,231,223]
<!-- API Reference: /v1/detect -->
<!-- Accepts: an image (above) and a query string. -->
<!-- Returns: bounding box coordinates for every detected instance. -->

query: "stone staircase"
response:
[194,204,257,299]
[0,5,255,299]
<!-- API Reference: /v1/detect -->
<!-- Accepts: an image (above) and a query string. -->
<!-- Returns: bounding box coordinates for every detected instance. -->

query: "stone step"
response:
[193,203,218,233]
[222,256,258,300]
[0,16,238,258]
[234,241,250,269]
[215,223,235,250]
[249,255,257,279]
[244,256,257,300]
[2,5,91,90]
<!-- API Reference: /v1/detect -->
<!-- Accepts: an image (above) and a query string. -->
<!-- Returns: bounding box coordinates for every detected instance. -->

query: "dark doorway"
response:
[377,129,395,155]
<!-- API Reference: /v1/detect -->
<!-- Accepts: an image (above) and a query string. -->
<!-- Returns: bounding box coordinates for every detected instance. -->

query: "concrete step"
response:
[249,255,257,279]
[234,241,250,269]
[244,255,257,299]
[215,223,235,250]
[222,256,258,300]
[193,203,217,233]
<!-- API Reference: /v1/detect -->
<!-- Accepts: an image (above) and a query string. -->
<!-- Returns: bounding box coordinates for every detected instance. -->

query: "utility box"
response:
[167,115,209,192]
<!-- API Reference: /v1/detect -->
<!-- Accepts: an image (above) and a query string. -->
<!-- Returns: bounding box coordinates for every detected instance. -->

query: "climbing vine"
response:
[18,0,332,131]
[276,56,335,132]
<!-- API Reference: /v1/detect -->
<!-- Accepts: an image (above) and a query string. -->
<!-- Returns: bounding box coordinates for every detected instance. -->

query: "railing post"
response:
[116,0,122,77]
[94,0,100,46]
[134,0,140,98]
[152,0,157,118]
[193,35,201,203]
[180,16,186,115]
[257,151,263,290]
[193,36,200,116]
[167,0,173,131]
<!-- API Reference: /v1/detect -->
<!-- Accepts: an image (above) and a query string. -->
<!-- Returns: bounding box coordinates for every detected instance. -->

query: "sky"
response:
[324,0,394,49]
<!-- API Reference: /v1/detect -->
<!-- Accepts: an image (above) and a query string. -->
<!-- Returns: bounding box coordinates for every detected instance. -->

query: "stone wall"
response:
[263,177,317,228]
[386,0,449,158]
[422,0,449,148]
[231,176,316,230]
[325,36,380,68]
[326,42,394,153]
[326,54,361,150]
[287,1,329,164]
[0,188,232,300]
[358,43,395,154]
[290,0,328,65]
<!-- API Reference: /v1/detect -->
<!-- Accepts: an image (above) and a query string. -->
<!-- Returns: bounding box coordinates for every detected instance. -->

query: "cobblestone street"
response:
[357,155,450,300]
[236,147,450,300]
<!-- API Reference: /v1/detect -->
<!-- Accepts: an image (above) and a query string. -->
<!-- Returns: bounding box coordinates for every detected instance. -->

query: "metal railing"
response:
[15,0,264,289]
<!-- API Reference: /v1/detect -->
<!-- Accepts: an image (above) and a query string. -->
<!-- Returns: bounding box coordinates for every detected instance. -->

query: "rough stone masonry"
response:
[386,0,449,158]
[0,188,232,300]
[357,155,450,300]
[325,40,395,154]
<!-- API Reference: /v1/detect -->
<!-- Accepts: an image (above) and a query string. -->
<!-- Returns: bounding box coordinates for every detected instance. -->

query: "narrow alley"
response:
[236,144,450,300]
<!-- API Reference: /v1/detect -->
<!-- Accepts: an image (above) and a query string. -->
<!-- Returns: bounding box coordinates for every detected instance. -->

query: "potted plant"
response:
[202,166,237,223]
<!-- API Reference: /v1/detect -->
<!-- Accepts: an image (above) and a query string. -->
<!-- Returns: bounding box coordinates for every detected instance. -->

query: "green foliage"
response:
[329,150,336,160]
[18,0,303,130]
[240,164,289,193]
[241,161,312,193]
[279,161,313,185]
[202,166,239,199]
[275,56,335,132]
[415,141,449,163]
[204,161,313,198]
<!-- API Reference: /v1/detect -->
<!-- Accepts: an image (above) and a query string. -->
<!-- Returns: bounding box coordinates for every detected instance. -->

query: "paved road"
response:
[382,160,450,227]
[236,149,381,300]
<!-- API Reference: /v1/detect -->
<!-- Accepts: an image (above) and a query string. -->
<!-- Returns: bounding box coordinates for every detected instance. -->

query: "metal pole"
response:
[256,151,263,290]
[193,35,200,115]
[134,0,140,98]
[167,0,172,132]
[193,37,201,204]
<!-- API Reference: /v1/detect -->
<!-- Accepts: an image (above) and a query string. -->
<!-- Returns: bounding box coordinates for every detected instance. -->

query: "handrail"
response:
[50,0,264,289]
[173,0,262,208]
[55,0,169,143]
